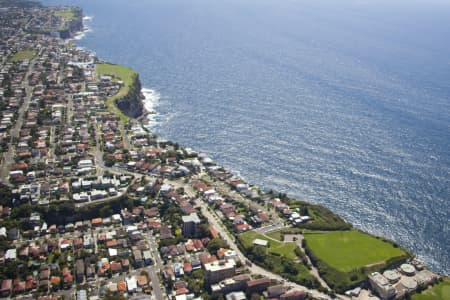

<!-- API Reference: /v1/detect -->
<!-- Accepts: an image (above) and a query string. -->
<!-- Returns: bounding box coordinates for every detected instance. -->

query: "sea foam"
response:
[73,16,93,40]
[142,88,161,128]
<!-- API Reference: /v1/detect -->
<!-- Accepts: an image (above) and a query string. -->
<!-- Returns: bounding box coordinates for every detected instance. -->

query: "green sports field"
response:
[304,230,407,272]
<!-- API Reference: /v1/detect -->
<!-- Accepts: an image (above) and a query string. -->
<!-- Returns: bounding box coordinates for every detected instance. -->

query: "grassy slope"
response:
[239,231,298,260]
[95,63,137,123]
[53,10,75,19]
[238,230,318,287]
[304,230,406,272]
[412,279,450,300]
[266,230,283,241]
[8,50,36,62]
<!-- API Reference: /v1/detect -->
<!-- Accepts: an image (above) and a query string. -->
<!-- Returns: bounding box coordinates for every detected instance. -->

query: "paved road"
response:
[168,177,330,298]
[284,234,331,291]
[1,57,36,182]
[146,232,166,300]
[192,197,331,299]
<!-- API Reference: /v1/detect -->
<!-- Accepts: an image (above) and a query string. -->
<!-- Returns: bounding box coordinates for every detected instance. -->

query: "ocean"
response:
[42,0,449,274]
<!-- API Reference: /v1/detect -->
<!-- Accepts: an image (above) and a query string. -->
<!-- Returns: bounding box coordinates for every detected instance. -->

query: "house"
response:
[50,277,61,290]
[91,218,103,227]
[143,250,153,265]
[280,289,307,300]
[7,228,19,240]
[77,159,93,169]
[117,281,127,294]
[265,285,288,298]
[5,249,17,261]
[75,259,85,283]
[133,250,143,268]
[173,262,184,277]
[160,225,173,240]
[137,276,148,287]
[211,274,251,295]
[13,279,26,295]
[86,265,95,281]
[121,259,130,270]
[1,279,12,297]
[111,261,122,273]
[62,267,73,287]
[246,277,271,295]
[183,262,193,274]
[126,277,137,293]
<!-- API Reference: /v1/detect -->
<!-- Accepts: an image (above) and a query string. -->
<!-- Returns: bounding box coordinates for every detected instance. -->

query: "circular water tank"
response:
[400,263,416,276]
[383,270,400,283]
[402,277,417,290]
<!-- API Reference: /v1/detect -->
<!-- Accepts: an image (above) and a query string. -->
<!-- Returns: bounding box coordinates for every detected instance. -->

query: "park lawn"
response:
[54,10,75,19]
[266,230,283,241]
[304,230,407,272]
[412,278,450,300]
[239,231,299,260]
[95,63,137,123]
[8,50,36,62]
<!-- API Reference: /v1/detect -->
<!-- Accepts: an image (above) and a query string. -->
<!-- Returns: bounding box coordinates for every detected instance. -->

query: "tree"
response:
[283,261,299,275]
[206,238,228,254]
[11,204,32,218]
[104,290,125,300]
[250,245,267,262]
[250,293,261,300]
[99,205,113,218]
[0,183,12,206]
[197,223,211,238]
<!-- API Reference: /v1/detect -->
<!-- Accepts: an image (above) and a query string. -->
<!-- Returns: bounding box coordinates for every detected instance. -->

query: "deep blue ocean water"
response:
[43,0,449,274]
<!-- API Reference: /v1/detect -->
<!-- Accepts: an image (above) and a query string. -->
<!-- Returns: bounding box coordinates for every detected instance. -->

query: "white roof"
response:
[204,189,216,196]
[126,225,138,232]
[204,259,236,272]
[291,212,300,219]
[108,248,118,257]
[112,214,122,221]
[126,276,137,291]
[182,213,201,224]
[5,248,17,260]
[253,239,268,246]
[78,159,93,166]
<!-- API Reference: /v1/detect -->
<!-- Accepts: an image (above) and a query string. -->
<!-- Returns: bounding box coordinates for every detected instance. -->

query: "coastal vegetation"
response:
[7,50,36,62]
[304,230,411,292]
[269,195,351,231]
[95,63,139,123]
[412,278,450,300]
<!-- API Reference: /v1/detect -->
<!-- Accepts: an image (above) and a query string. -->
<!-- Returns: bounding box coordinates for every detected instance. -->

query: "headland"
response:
[0,1,447,300]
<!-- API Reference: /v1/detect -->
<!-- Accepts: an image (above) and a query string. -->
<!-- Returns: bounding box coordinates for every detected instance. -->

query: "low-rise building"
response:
[204,259,236,285]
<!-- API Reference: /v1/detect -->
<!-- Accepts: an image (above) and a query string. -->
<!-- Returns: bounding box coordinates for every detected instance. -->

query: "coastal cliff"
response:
[95,63,144,122]
[115,73,144,118]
